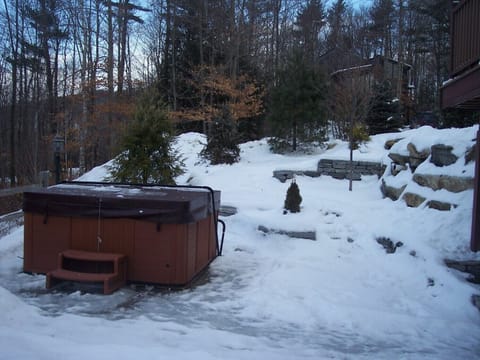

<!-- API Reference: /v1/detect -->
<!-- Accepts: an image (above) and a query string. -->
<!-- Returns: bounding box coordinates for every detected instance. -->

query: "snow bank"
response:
[1,126,480,359]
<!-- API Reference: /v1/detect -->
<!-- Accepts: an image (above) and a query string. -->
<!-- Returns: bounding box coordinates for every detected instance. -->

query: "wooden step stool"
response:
[46,249,127,295]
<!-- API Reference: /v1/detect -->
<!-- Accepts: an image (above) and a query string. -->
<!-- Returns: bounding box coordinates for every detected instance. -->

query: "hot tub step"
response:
[46,250,127,294]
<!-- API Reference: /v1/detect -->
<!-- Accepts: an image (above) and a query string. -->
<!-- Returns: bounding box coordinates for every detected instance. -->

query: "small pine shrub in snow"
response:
[201,106,240,165]
[108,86,184,184]
[284,180,302,213]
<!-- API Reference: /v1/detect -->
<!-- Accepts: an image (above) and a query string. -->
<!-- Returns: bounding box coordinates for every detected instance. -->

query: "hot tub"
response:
[23,182,221,287]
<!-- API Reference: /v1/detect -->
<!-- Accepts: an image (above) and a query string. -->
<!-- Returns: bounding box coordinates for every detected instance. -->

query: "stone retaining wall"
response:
[317,159,385,180]
[382,141,475,210]
[273,159,385,182]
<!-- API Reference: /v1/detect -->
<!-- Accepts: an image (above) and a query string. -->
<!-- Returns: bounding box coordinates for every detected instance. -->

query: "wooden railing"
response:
[451,0,480,76]
[0,184,41,196]
[0,185,41,215]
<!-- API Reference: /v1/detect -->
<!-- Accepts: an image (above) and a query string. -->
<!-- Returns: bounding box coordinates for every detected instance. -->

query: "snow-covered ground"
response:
[1,126,480,359]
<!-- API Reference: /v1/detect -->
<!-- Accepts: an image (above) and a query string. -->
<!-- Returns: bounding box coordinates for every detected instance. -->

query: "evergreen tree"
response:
[366,81,402,135]
[267,51,327,153]
[284,180,302,213]
[295,0,326,65]
[201,105,240,165]
[368,0,396,58]
[442,109,479,129]
[326,0,347,50]
[109,86,184,184]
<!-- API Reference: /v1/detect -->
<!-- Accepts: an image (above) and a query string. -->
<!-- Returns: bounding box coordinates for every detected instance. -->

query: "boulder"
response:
[273,170,298,182]
[412,173,437,189]
[438,176,473,192]
[257,225,316,240]
[390,162,408,176]
[426,200,453,211]
[219,205,238,217]
[445,259,480,283]
[430,144,458,167]
[388,152,410,166]
[472,295,480,312]
[465,145,476,165]
[413,173,473,193]
[380,179,406,201]
[407,143,430,171]
[402,192,426,207]
[384,138,403,150]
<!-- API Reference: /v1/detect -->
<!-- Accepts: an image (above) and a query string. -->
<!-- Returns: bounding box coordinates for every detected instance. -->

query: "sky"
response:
[326,0,373,9]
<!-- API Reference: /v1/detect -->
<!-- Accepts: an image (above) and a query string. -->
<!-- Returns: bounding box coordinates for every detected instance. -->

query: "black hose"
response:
[217,219,226,256]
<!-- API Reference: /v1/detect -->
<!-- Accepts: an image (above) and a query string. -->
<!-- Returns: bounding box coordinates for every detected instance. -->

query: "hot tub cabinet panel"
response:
[23,183,221,287]
[24,213,72,274]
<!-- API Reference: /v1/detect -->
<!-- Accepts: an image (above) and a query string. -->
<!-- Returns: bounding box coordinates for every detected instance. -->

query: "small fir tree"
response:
[201,105,240,165]
[284,180,302,213]
[109,86,184,184]
[366,81,403,135]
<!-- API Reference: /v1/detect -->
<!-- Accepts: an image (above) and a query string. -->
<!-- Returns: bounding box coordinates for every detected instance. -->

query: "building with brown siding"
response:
[440,0,480,252]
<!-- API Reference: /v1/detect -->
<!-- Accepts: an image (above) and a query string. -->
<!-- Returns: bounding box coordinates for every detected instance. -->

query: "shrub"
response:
[201,106,240,165]
[350,124,371,150]
[284,180,302,213]
[108,86,184,184]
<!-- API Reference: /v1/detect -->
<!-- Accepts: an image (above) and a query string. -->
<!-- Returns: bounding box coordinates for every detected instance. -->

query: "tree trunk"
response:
[396,0,404,101]
[171,2,177,110]
[273,0,281,84]
[117,0,129,94]
[3,0,18,185]
[107,0,115,157]
[78,0,89,174]
[292,118,297,151]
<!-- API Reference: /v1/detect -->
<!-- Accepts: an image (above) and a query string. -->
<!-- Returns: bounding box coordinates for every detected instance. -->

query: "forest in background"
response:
[0,0,477,186]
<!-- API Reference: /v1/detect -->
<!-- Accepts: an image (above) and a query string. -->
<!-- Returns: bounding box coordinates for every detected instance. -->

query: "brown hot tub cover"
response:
[23,182,220,224]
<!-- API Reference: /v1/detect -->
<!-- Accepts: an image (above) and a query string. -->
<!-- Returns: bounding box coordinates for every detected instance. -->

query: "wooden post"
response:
[471,130,480,252]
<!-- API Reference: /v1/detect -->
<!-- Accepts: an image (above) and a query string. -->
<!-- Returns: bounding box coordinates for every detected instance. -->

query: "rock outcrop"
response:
[413,173,473,193]
[430,144,458,167]
[381,138,475,210]
[380,179,406,201]
[407,143,430,171]
[402,192,426,208]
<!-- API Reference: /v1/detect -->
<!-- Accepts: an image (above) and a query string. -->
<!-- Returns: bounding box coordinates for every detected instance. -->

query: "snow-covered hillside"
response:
[1,126,479,359]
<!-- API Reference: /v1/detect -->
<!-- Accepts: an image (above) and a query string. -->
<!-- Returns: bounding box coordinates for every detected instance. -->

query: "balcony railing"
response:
[450,0,480,77]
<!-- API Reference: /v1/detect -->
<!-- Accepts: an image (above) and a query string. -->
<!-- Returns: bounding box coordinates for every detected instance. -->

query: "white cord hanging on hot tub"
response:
[97,197,103,252]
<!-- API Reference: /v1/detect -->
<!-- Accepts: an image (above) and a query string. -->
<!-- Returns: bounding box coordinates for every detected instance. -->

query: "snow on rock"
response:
[389,126,476,158]
[1,126,480,359]
[382,125,478,208]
